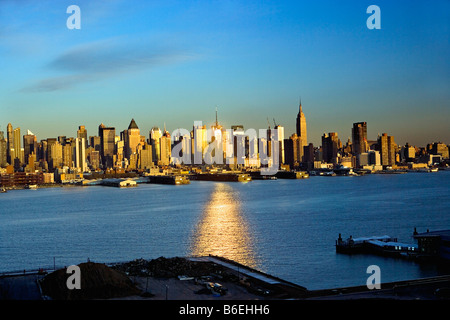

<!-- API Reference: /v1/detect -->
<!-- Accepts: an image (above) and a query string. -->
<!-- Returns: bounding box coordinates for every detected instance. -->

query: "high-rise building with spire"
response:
[296,99,307,153]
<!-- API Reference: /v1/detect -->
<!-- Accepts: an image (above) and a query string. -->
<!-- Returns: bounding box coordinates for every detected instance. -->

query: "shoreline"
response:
[1,168,448,192]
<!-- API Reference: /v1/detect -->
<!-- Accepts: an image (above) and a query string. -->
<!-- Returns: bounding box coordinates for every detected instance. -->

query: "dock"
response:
[336,229,450,262]
[335,233,418,258]
[99,178,137,188]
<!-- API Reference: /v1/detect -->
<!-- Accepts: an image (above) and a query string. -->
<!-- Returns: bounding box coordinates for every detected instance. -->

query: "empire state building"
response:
[296,100,307,148]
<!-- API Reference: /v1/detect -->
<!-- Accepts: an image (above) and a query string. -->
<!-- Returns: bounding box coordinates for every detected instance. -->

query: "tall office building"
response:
[322,132,340,164]
[49,140,63,171]
[99,123,116,168]
[150,127,162,165]
[431,142,449,159]
[192,123,206,165]
[378,133,396,166]
[63,141,73,168]
[352,122,368,155]
[74,137,87,172]
[274,123,285,165]
[284,133,303,168]
[77,126,88,147]
[160,128,172,166]
[6,123,13,165]
[90,136,101,152]
[23,130,37,164]
[295,100,307,152]
[139,142,153,169]
[231,125,246,166]
[123,119,141,160]
[0,130,7,167]
[13,127,23,165]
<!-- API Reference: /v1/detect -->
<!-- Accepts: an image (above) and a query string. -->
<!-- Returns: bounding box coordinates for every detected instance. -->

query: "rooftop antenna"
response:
[267,117,271,129]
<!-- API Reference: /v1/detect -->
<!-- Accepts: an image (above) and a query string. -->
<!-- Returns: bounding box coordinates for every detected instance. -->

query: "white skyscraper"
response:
[74,137,87,172]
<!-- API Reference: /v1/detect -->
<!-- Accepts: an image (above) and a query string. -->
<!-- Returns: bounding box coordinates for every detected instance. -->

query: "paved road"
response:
[0,275,44,300]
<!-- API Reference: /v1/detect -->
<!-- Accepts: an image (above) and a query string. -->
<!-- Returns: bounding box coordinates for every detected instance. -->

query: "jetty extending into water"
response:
[336,234,418,258]
[336,229,450,263]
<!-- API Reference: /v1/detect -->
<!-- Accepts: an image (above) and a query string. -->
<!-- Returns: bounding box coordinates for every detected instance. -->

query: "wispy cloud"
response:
[21,36,197,92]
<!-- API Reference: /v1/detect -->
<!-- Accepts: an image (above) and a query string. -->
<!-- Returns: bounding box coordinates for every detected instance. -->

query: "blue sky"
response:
[0,0,449,147]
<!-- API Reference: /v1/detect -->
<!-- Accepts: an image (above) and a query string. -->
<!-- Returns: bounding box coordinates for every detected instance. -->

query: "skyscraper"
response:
[139,142,153,169]
[284,133,303,168]
[274,123,285,165]
[296,100,307,152]
[352,122,368,155]
[13,127,22,165]
[0,130,7,167]
[74,137,87,172]
[322,132,340,164]
[99,123,116,168]
[160,128,172,166]
[23,130,37,164]
[150,127,162,165]
[123,119,141,160]
[77,126,88,148]
[49,140,63,171]
[192,122,206,165]
[6,123,13,165]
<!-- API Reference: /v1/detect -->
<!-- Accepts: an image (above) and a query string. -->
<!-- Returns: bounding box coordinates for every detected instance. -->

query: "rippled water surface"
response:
[1,171,449,289]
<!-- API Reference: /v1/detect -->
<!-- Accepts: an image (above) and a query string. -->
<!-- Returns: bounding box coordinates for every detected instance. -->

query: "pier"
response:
[99,178,137,188]
[336,233,418,258]
[336,229,450,262]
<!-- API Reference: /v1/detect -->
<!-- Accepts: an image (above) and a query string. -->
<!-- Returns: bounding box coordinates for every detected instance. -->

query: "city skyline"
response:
[1,1,449,147]
[0,102,448,150]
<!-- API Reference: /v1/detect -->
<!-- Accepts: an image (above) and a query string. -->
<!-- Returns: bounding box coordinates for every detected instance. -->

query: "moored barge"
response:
[191,173,251,182]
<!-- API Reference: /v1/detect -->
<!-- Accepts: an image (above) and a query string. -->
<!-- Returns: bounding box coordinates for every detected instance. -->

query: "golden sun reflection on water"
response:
[189,183,258,268]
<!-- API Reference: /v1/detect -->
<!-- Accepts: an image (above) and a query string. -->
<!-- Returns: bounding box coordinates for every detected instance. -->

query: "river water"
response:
[1,171,449,290]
